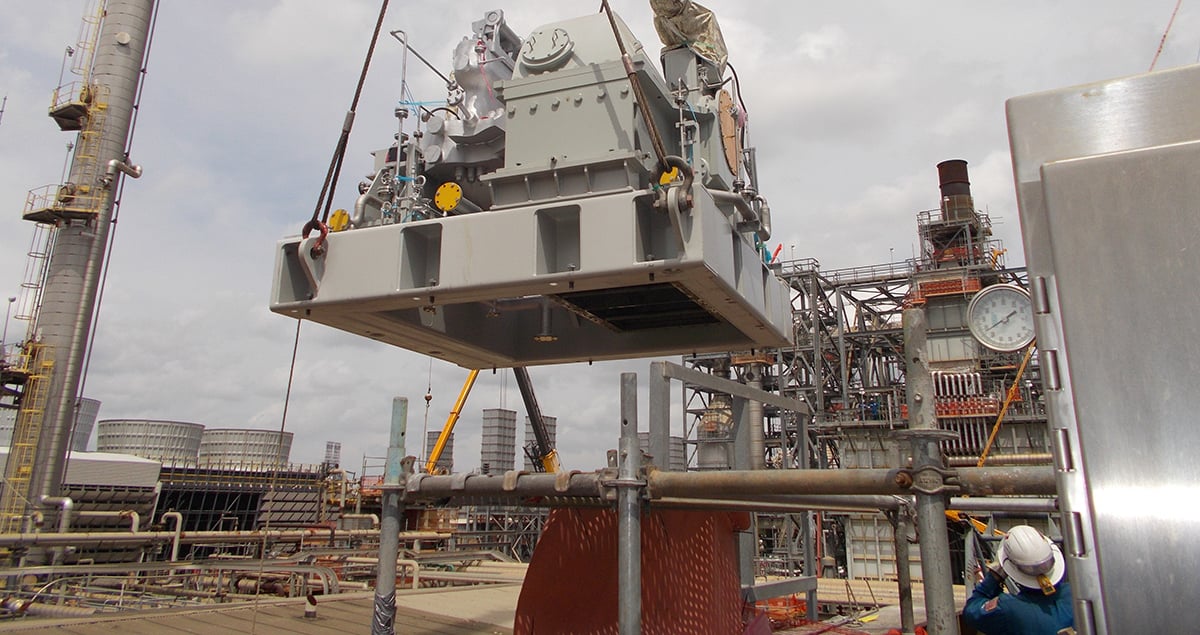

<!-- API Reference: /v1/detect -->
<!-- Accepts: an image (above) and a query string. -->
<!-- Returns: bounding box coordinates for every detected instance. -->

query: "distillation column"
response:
[18,0,156,510]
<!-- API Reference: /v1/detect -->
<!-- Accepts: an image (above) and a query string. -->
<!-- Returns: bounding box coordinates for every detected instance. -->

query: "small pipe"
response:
[948,496,1057,514]
[892,506,916,635]
[946,453,1052,467]
[707,189,758,224]
[38,496,73,533]
[341,513,380,529]
[105,158,143,180]
[757,197,772,241]
[160,511,182,562]
[74,510,140,533]
[352,191,384,226]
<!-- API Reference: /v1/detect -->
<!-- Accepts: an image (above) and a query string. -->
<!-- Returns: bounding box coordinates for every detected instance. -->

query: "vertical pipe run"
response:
[798,407,817,623]
[903,309,959,635]
[892,507,916,635]
[747,364,765,470]
[648,361,671,471]
[618,373,641,635]
[372,397,408,635]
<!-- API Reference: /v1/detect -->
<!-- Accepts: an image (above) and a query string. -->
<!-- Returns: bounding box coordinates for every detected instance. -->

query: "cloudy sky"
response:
[0,1,1194,473]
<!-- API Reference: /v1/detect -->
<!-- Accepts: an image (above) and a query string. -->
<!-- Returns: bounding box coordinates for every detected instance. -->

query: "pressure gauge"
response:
[966,283,1035,352]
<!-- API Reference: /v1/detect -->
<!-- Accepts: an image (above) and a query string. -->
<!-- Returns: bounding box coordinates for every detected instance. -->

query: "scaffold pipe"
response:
[646,466,1054,499]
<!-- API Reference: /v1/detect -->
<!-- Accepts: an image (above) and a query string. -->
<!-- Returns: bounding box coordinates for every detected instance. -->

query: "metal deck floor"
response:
[0,584,522,634]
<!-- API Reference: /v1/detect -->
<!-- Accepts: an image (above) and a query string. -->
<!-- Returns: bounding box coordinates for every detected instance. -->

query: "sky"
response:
[0,0,1195,474]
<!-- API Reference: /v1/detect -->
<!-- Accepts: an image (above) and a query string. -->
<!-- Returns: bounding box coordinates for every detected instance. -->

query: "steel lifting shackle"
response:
[302,219,330,259]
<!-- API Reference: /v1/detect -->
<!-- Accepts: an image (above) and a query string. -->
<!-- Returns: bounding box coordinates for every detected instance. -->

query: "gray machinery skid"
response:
[270,9,792,368]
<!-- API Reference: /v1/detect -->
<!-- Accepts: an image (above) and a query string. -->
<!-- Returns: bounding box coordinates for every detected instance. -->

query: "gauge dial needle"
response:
[987,310,1017,331]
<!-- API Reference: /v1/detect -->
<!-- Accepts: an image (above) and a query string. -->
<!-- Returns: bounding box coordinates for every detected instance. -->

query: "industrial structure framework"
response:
[0,2,1195,634]
[678,161,1052,597]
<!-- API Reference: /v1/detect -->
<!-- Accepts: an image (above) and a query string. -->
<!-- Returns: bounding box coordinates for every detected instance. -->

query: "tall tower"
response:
[0,0,156,533]
[425,429,453,473]
[480,408,516,474]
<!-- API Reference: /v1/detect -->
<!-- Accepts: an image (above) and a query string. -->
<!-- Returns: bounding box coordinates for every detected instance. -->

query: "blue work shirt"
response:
[963,573,1073,635]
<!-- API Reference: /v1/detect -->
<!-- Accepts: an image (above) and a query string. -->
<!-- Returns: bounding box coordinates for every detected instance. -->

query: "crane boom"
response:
[513,366,560,473]
[424,369,479,474]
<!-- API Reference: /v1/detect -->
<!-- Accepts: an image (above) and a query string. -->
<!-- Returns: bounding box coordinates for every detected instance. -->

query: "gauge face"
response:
[967,283,1035,352]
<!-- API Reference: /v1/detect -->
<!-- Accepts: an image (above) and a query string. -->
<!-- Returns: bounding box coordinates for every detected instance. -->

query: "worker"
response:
[963,525,1074,634]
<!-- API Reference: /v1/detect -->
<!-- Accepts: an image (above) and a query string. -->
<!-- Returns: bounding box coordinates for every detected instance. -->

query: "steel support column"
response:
[618,373,642,635]
[903,308,959,635]
[372,397,408,635]
[891,505,916,635]
[648,361,671,470]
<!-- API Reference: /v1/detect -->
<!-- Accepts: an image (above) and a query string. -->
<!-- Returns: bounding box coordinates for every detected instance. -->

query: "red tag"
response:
[983,597,1000,613]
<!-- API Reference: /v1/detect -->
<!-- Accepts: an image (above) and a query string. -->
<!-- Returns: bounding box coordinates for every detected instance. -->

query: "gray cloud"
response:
[1,0,1194,473]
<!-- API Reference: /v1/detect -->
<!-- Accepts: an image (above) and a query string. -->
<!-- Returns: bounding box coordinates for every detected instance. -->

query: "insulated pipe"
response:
[707,189,758,224]
[0,527,382,548]
[646,466,1054,499]
[947,454,1053,467]
[757,197,773,241]
[372,397,408,635]
[654,496,896,514]
[352,191,384,226]
[160,511,182,562]
[654,493,1055,515]
[38,496,73,533]
[747,364,766,470]
[346,557,420,589]
[392,466,1055,502]
[947,496,1057,514]
[74,510,140,533]
[340,513,380,529]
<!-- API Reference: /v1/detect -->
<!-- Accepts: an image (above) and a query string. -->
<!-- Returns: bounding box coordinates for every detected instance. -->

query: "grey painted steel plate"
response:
[270,187,792,368]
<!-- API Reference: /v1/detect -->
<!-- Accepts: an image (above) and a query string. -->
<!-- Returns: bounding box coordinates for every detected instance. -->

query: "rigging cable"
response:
[262,2,391,627]
[1149,0,1185,71]
[422,358,433,465]
[309,0,391,228]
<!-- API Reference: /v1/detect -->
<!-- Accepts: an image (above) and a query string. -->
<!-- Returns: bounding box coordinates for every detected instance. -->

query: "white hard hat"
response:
[997,525,1065,590]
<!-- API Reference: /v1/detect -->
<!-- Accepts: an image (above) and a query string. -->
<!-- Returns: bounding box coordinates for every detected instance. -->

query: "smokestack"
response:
[936,159,971,198]
[936,159,974,221]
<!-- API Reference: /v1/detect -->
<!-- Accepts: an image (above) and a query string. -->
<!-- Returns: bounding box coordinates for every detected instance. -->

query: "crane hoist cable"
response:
[598,0,693,192]
[305,0,391,246]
